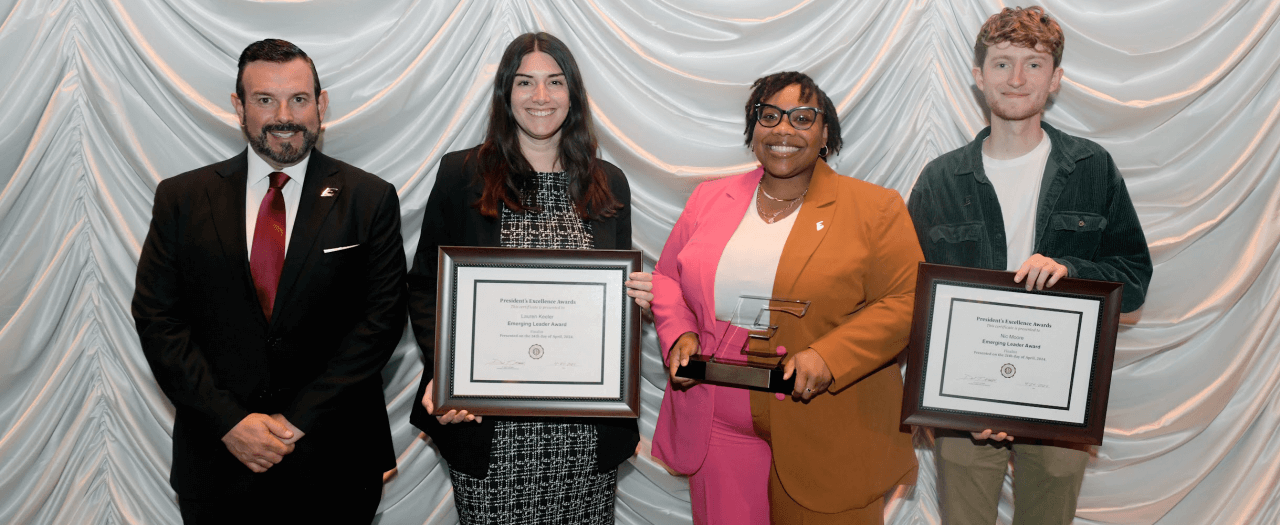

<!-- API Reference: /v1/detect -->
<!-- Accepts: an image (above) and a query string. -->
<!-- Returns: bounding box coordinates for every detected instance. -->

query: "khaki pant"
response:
[934,429,1090,525]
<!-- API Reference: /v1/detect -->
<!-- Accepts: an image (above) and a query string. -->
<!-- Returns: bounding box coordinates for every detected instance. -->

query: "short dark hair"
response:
[743,71,842,158]
[236,39,322,102]
[473,32,619,220]
[974,6,1065,69]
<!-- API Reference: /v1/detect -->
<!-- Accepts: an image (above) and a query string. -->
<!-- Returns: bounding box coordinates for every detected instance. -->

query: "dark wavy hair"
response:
[743,71,842,159]
[236,39,321,103]
[974,6,1065,69]
[472,32,619,220]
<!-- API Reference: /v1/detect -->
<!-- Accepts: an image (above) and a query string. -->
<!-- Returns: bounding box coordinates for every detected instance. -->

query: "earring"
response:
[819,146,829,158]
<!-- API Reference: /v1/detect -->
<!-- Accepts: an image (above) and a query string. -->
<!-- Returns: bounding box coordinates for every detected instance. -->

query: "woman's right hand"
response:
[422,379,482,424]
[667,332,701,390]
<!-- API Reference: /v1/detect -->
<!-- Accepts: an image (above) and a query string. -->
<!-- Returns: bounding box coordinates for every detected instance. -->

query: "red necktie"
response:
[250,171,290,320]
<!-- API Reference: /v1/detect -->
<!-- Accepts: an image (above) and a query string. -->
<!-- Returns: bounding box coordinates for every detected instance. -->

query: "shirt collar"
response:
[958,121,1095,180]
[247,147,311,187]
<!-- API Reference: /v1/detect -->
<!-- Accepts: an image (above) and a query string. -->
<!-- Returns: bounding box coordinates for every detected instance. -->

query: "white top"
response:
[983,133,1051,271]
[245,149,308,258]
[714,187,799,323]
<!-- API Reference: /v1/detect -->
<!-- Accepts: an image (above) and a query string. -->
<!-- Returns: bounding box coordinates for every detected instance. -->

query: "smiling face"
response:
[510,51,570,146]
[232,58,328,169]
[752,83,828,180]
[974,41,1063,124]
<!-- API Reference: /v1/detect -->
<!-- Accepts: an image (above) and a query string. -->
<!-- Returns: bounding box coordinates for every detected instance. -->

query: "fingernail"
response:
[776,346,786,355]
[774,393,786,401]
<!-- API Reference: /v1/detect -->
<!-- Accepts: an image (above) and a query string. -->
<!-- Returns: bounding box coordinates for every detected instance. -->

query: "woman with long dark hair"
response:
[407,32,649,524]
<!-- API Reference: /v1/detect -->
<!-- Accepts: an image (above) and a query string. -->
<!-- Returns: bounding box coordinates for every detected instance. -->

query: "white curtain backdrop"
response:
[1,0,1277,523]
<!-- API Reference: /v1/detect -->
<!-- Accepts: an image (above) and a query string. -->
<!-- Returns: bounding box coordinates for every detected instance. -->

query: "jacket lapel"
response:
[698,169,764,347]
[272,150,342,326]
[773,160,839,296]
[208,151,268,330]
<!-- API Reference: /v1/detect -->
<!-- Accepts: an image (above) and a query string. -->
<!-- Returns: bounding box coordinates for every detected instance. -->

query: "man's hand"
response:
[422,379,482,424]
[667,332,701,390]
[270,413,305,446]
[1014,254,1068,291]
[782,348,834,401]
[625,272,654,311]
[221,413,296,473]
[971,428,1014,442]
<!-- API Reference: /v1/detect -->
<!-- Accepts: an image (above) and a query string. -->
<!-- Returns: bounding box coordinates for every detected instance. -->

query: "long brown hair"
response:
[472,32,619,220]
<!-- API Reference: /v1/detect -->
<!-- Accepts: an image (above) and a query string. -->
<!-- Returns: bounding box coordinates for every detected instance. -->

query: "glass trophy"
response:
[674,295,810,392]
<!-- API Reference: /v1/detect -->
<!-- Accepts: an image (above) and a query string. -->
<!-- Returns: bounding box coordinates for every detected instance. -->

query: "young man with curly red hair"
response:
[908,7,1153,524]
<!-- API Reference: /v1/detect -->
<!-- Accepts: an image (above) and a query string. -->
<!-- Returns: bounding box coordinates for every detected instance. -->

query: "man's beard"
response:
[245,123,319,166]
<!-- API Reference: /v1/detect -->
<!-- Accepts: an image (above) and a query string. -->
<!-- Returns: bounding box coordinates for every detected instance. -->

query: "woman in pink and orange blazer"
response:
[651,72,922,525]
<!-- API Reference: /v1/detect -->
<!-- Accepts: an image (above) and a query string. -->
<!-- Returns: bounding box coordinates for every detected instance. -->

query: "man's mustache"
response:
[261,123,307,134]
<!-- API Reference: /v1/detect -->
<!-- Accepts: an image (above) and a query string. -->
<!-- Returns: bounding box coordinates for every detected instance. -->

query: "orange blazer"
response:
[752,160,921,512]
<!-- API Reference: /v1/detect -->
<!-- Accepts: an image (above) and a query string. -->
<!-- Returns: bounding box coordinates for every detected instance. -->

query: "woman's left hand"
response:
[782,349,833,401]
[625,272,654,311]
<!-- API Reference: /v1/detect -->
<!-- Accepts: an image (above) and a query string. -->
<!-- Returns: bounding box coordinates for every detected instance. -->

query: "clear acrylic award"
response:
[674,295,810,393]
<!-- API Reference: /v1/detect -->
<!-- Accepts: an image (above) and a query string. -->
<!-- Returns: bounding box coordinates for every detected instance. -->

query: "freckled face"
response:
[752,83,828,180]
[232,58,327,169]
[973,41,1063,124]
[510,51,570,144]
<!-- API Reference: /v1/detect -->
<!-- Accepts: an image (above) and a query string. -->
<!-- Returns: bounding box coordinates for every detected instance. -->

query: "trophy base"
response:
[674,355,796,393]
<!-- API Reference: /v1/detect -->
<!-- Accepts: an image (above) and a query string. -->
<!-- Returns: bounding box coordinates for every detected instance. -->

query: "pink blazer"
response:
[651,162,921,513]
[650,169,759,474]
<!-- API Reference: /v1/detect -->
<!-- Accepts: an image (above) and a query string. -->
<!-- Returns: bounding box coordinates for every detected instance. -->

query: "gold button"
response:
[1078,220,1086,227]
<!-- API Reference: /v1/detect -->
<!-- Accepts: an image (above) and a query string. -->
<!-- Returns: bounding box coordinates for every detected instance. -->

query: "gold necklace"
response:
[759,184,807,202]
[757,185,804,224]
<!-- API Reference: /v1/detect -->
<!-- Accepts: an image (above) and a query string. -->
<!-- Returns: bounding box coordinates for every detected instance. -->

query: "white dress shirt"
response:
[245,148,308,258]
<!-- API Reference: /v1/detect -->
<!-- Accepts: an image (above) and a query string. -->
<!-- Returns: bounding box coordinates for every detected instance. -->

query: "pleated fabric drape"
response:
[0,1,1277,523]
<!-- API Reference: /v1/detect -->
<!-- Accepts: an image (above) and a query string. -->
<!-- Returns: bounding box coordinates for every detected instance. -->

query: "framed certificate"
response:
[432,246,641,418]
[900,263,1123,445]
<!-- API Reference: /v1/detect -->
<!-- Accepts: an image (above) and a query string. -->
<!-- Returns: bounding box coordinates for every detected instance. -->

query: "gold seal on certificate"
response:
[431,247,642,418]
[900,263,1124,445]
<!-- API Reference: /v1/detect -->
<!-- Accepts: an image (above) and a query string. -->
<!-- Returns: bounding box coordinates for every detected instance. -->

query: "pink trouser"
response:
[687,385,771,525]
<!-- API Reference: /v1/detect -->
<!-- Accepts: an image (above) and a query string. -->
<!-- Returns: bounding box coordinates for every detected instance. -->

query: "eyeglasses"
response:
[754,103,823,130]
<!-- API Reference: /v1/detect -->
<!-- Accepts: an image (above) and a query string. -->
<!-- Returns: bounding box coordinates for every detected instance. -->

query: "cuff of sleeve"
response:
[808,343,854,392]
[1054,258,1078,277]
[215,406,251,440]
[657,323,700,363]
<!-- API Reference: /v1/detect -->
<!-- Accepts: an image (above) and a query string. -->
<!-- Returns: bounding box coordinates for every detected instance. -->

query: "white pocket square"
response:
[323,244,360,254]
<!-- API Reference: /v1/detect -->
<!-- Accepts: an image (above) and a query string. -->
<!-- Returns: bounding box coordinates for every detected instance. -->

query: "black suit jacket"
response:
[132,149,407,498]
[406,146,639,478]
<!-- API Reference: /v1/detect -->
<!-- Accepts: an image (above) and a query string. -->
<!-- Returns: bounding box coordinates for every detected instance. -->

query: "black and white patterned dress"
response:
[448,171,617,524]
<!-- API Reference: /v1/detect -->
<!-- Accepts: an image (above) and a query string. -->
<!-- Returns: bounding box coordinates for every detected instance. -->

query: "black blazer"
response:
[407,146,640,478]
[132,150,407,497]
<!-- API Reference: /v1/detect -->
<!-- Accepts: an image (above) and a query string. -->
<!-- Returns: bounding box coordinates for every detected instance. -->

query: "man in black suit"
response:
[132,39,405,524]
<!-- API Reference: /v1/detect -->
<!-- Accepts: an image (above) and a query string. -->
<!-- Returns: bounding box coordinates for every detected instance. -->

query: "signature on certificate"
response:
[486,358,525,370]
[960,373,995,386]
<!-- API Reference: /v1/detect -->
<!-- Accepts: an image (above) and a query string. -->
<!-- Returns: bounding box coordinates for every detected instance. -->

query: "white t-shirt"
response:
[713,188,799,323]
[983,133,1051,271]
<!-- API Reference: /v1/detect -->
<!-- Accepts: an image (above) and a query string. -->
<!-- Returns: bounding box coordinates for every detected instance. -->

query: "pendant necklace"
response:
[757,184,807,224]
